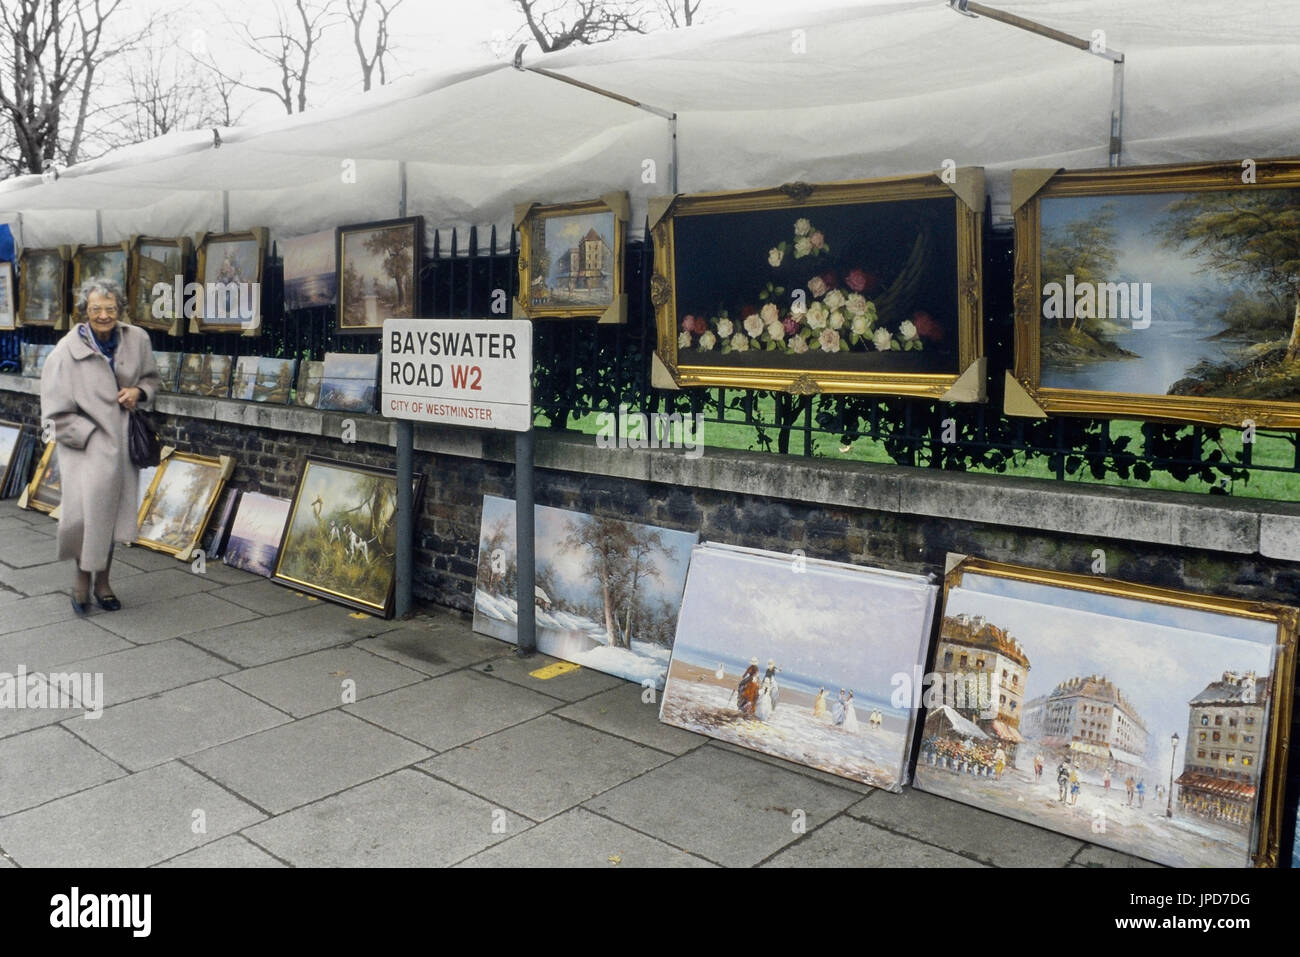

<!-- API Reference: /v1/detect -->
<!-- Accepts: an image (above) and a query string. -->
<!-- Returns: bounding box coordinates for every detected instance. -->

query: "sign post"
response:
[381,319,536,652]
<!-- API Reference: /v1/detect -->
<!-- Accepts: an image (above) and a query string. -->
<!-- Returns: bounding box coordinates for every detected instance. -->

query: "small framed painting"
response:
[272,457,425,617]
[129,236,191,334]
[223,491,291,577]
[317,352,377,413]
[199,487,241,561]
[515,193,627,322]
[135,451,233,560]
[230,355,260,401]
[71,243,131,320]
[151,351,183,392]
[1009,159,1300,427]
[336,216,422,334]
[652,171,986,398]
[0,260,16,330]
[20,343,54,379]
[24,442,62,514]
[295,360,323,407]
[17,247,69,328]
[193,229,268,334]
[0,421,23,495]
[913,556,1297,868]
[282,229,337,311]
[176,353,234,398]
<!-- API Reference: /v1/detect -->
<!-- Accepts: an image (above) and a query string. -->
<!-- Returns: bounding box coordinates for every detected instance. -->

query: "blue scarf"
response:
[79,323,120,372]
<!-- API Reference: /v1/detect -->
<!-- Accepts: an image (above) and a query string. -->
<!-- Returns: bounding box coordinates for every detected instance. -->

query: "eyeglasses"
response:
[87,306,119,317]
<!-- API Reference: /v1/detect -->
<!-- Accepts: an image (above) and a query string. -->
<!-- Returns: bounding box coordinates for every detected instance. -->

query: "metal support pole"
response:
[515,426,536,656]
[397,160,407,218]
[95,210,103,245]
[1108,57,1125,168]
[395,418,414,618]
[221,190,230,232]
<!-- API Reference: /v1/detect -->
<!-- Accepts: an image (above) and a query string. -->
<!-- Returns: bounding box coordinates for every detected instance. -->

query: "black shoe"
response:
[71,592,91,617]
[94,592,122,612]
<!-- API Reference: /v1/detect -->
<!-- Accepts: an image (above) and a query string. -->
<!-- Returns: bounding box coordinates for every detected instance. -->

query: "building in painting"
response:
[556,228,612,292]
[1024,674,1149,776]
[1176,670,1269,829]
[933,614,1030,759]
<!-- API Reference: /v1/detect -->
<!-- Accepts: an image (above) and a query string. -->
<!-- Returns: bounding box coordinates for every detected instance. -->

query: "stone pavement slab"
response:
[345,669,559,752]
[846,785,1085,867]
[354,621,509,676]
[421,714,672,822]
[762,815,987,868]
[56,639,237,709]
[0,761,266,868]
[105,567,224,606]
[458,806,715,868]
[222,646,426,717]
[584,744,861,867]
[112,545,188,572]
[155,835,287,868]
[556,684,707,756]
[1072,844,1163,868]
[68,678,290,771]
[0,618,132,673]
[186,710,431,814]
[0,557,145,598]
[473,652,625,702]
[0,676,86,740]
[0,725,125,815]
[244,768,526,867]
[194,560,263,586]
[0,527,61,567]
[212,579,318,616]
[91,590,261,643]
[0,591,99,636]
[183,603,392,667]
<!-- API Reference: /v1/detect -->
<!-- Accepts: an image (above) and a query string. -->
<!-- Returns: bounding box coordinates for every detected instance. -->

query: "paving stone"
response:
[556,685,707,756]
[69,679,290,771]
[196,560,263,586]
[0,725,126,815]
[0,676,86,740]
[111,545,187,572]
[707,740,876,796]
[212,580,319,616]
[103,567,224,607]
[346,669,559,752]
[56,639,237,708]
[0,618,132,673]
[354,622,510,676]
[244,768,525,867]
[0,761,265,867]
[0,591,98,636]
[459,806,715,868]
[183,603,392,667]
[584,745,860,867]
[846,786,1085,867]
[155,835,287,868]
[0,516,31,532]
[223,646,425,717]
[471,651,624,702]
[0,587,23,605]
[90,591,260,643]
[0,529,60,567]
[0,557,145,598]
[186,711,431,815]
[762,815,986,868]
[1073,844,1164,868]
[422,714,671,822]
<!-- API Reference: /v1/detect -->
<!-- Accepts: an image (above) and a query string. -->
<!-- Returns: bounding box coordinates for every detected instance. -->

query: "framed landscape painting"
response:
[272,457,426,616]
[129,236,190,333]
[336,216,422,334]
[317,352,377,412]
[17,247,68,328]
[515,194,626,322]
[1010,159,1300,427]
[24,442,60,514]
[223,491,291,577]
[295,360,323,407]
[71,243,130,319]
[20,343,54,379]
[230,355,260,401]
[193,229,267,334]
[659,543,938,790]
[0,260,15,330]
[135,452,232,560]
[152,351,182,392]
[176,353,234,398]
[652,171,986,398]
[913,556,1297,868]
[472,494,697,687]
[282,229,337,311]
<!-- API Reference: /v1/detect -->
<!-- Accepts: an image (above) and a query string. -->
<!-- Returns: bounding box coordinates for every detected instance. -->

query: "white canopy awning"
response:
[2,0,1296,250]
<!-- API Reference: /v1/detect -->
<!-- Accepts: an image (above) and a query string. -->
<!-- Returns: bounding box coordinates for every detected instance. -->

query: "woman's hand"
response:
[118,387,143,411]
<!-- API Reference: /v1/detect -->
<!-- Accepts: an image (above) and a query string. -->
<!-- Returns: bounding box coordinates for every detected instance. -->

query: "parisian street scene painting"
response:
[659,544,937,790]
[472,494,696,687]
[913,568,1280,867]
[528,209,616,310]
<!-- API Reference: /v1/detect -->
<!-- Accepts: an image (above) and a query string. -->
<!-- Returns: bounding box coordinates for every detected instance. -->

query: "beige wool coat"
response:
[40,323,162,572]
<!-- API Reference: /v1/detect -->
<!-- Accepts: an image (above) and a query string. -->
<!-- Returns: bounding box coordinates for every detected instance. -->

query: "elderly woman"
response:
[40,279,161,615]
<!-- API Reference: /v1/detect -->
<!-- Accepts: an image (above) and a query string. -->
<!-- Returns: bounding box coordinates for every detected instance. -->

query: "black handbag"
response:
[128,408,161,468]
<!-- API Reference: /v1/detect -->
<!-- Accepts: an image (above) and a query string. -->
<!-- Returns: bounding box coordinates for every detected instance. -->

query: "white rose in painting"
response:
[678,331,692,348]
[873,327,893,351]
[807,276,827,297]
[768,247,784,268]
[805,301,829,330]
[743,313,764,338]
[765,321,784,342]
[789,295,807,316]
[789,334,809,354]
[731,332,750,352]
[823,289,846,310]
[794,237,812,258]
[794,218,812,236]
[716,317,734,338]
[850,314,870,337]
[818,328,841,352]
[828,309,846,331]
[899,319,918,341]
[699,330,717,351]
[760,302,780,324]
[845,293,868,317]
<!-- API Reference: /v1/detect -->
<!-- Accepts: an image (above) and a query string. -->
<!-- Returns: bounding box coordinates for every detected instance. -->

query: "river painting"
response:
[1038,189,1300,403]
[223,492,291,577]
[283,229,337,310]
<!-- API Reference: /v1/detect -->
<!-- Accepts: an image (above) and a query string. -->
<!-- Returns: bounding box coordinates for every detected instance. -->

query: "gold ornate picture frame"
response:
[192,229,268,335]
[129,235,191,334]
[22,441,60,514]
[1009,158,1300,427]
[913,555,1297,868]
[17,246,69,328]
[135,450,234,560]
[514,193,627,323]
[651,171,986,398]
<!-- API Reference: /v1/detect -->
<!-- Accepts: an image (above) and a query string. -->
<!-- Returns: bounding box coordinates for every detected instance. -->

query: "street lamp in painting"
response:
[1166,731,1179,818]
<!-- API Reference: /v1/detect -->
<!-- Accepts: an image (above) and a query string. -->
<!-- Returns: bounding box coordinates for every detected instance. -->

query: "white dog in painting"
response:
[346,527,370,564]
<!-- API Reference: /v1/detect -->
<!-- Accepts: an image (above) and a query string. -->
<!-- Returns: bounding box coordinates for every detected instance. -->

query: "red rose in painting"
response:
[782,315,802,335]
[681,314,706,334]
[911,310,943,342]
[819,271,838,291]
[846,268,879,294]
[740,305,758,320]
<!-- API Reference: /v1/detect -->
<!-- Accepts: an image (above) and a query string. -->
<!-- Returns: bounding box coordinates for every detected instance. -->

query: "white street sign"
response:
[381,318,533,432]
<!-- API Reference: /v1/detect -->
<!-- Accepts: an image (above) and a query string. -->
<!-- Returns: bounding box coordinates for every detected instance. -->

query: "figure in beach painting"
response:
[659,543,938,790]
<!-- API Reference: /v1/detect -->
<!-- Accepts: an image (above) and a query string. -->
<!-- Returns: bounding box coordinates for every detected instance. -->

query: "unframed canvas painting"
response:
[659,544,937,790]
[472,494,697,687]
[224,492,291,577]
[282,229,337,310]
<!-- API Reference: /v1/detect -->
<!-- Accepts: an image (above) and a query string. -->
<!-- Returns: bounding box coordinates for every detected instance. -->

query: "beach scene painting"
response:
[659,544,938,790]
[472,494,697,687]
[913,562,1290,868]
[223,492,291,577]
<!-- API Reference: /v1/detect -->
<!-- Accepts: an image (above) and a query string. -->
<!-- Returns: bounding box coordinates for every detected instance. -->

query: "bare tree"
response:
[658,0,703,27]
[114,32,241,144]
[513,0,649,53]
[345,0,402,92]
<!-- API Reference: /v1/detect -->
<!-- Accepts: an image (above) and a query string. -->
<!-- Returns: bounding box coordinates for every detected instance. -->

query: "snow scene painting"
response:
[660,544,938,790]
[472,494,696,687]
[913,564,1284,868]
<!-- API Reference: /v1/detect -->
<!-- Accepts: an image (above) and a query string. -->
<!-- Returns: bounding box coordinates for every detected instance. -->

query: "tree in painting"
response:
[1039,203,1133,366]
[560,515,675,649]
[363,228,412,311]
